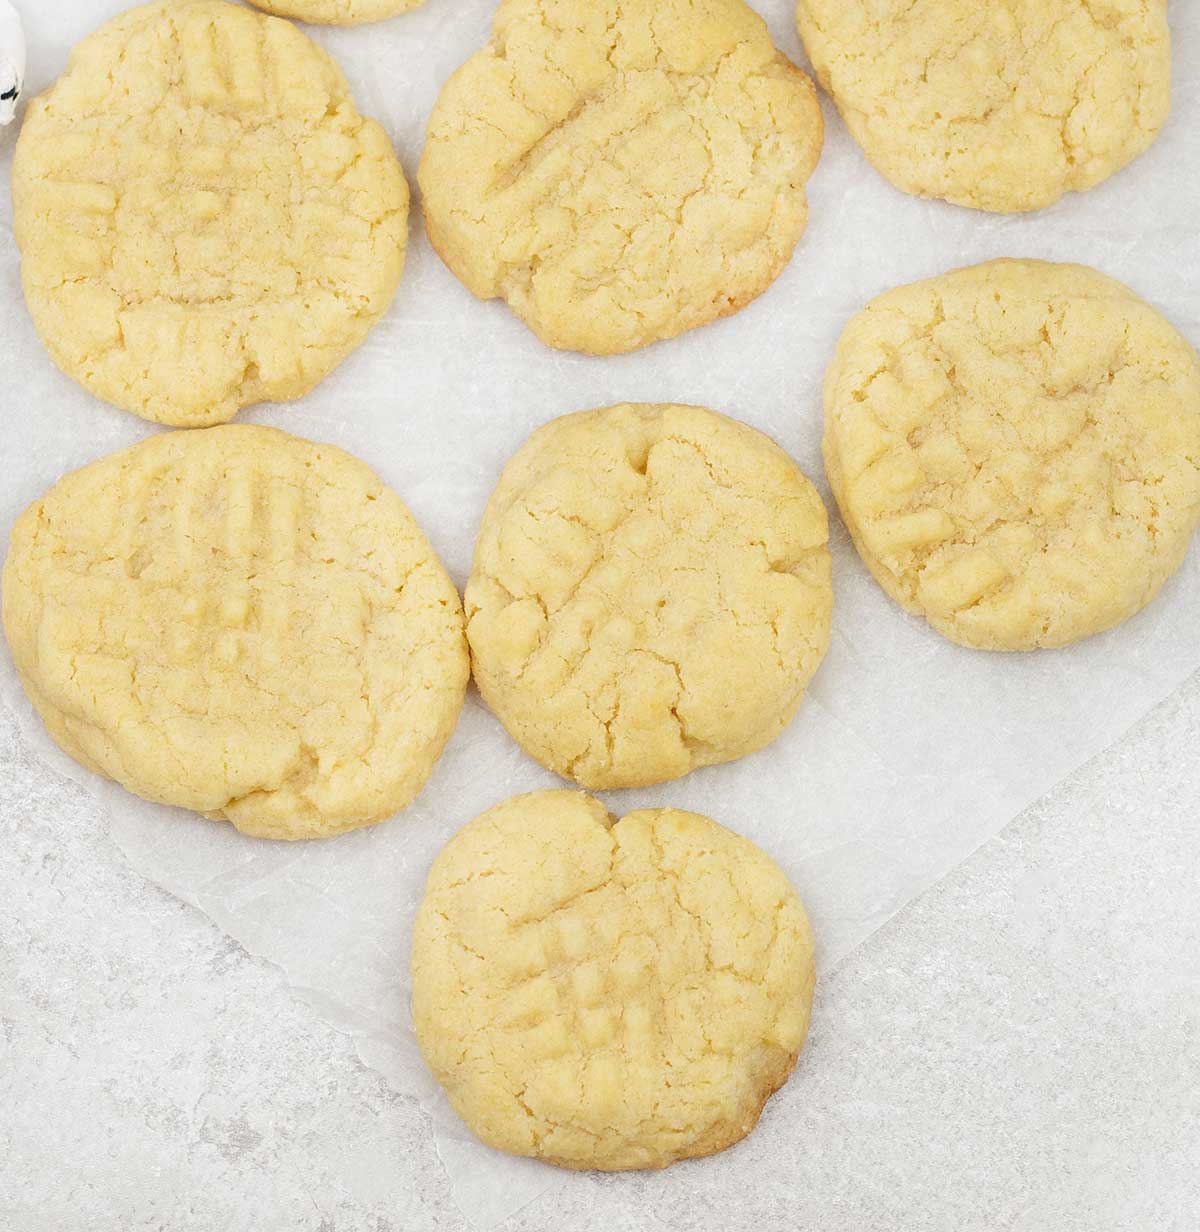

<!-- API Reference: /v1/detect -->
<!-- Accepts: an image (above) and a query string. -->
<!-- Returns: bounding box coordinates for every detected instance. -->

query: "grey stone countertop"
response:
[2,670,1197,1232]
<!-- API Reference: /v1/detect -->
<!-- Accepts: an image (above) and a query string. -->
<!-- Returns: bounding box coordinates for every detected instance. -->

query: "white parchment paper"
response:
[2,1,1198,1226]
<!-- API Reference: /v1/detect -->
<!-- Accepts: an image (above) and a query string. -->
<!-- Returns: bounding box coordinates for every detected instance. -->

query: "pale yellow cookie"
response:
[419,0,823,355]
[795,0,1171,213]
[243,0,423,24]
[466,404,832,788]
[412,790,815,1171]
[2,426,468,840]
[823,260,1200,651]
[12,0,408,426]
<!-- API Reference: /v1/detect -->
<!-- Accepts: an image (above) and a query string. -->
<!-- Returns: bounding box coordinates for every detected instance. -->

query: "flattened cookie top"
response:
[419,0,823,355]
[823,260,1200,651]
[2,426,468,840]
[12,0,409,426]
[243,0,424,24]
[466,404,832,789]
[412,790,815,1171]
[795,0,1170,213]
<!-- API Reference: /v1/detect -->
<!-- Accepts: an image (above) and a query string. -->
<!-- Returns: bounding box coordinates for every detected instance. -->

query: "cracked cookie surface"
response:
[12,0,408,426]
[243,0,424,24]
[466,403,832,789]
[419,0,823,355]
[823,259,1200,651]
[2,425,468,840]
[411,790,815,1171]
[795,0,1170,212]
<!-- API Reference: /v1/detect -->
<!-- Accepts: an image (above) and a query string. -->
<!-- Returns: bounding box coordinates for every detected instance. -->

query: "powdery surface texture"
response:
[0,1,1197,1226]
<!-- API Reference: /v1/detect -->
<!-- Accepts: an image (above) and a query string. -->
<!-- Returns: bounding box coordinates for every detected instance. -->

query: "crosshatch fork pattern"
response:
[413,792,816,1171]
[11,0,409,426]
[1,425,469,840]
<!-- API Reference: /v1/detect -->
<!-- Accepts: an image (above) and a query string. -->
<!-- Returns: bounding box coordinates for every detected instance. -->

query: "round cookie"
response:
[242,0,423,24]
[412,790,816,1171]
[823,259,1200,651]
[419,0,823,355]
[2,425,468,840]
[11,0,409,426]
[466,403,833,789]
[795,0,1171,213]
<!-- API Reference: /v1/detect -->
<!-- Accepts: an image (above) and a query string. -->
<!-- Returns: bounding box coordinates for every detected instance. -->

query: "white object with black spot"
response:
[1,0,25,126]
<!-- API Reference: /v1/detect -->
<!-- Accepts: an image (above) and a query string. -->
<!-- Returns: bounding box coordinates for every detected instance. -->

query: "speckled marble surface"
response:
[4,672,1197,1232]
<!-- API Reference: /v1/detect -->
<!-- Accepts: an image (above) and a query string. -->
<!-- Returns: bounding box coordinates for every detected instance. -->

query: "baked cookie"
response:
[243,0,423,24]
[412,790,815,1171]
[823,259,1200,651]
[795,0,1171,213]
[2,426,468,839]
[12,0,408,426]
[466,404,832,788]
[419,0,823,355]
